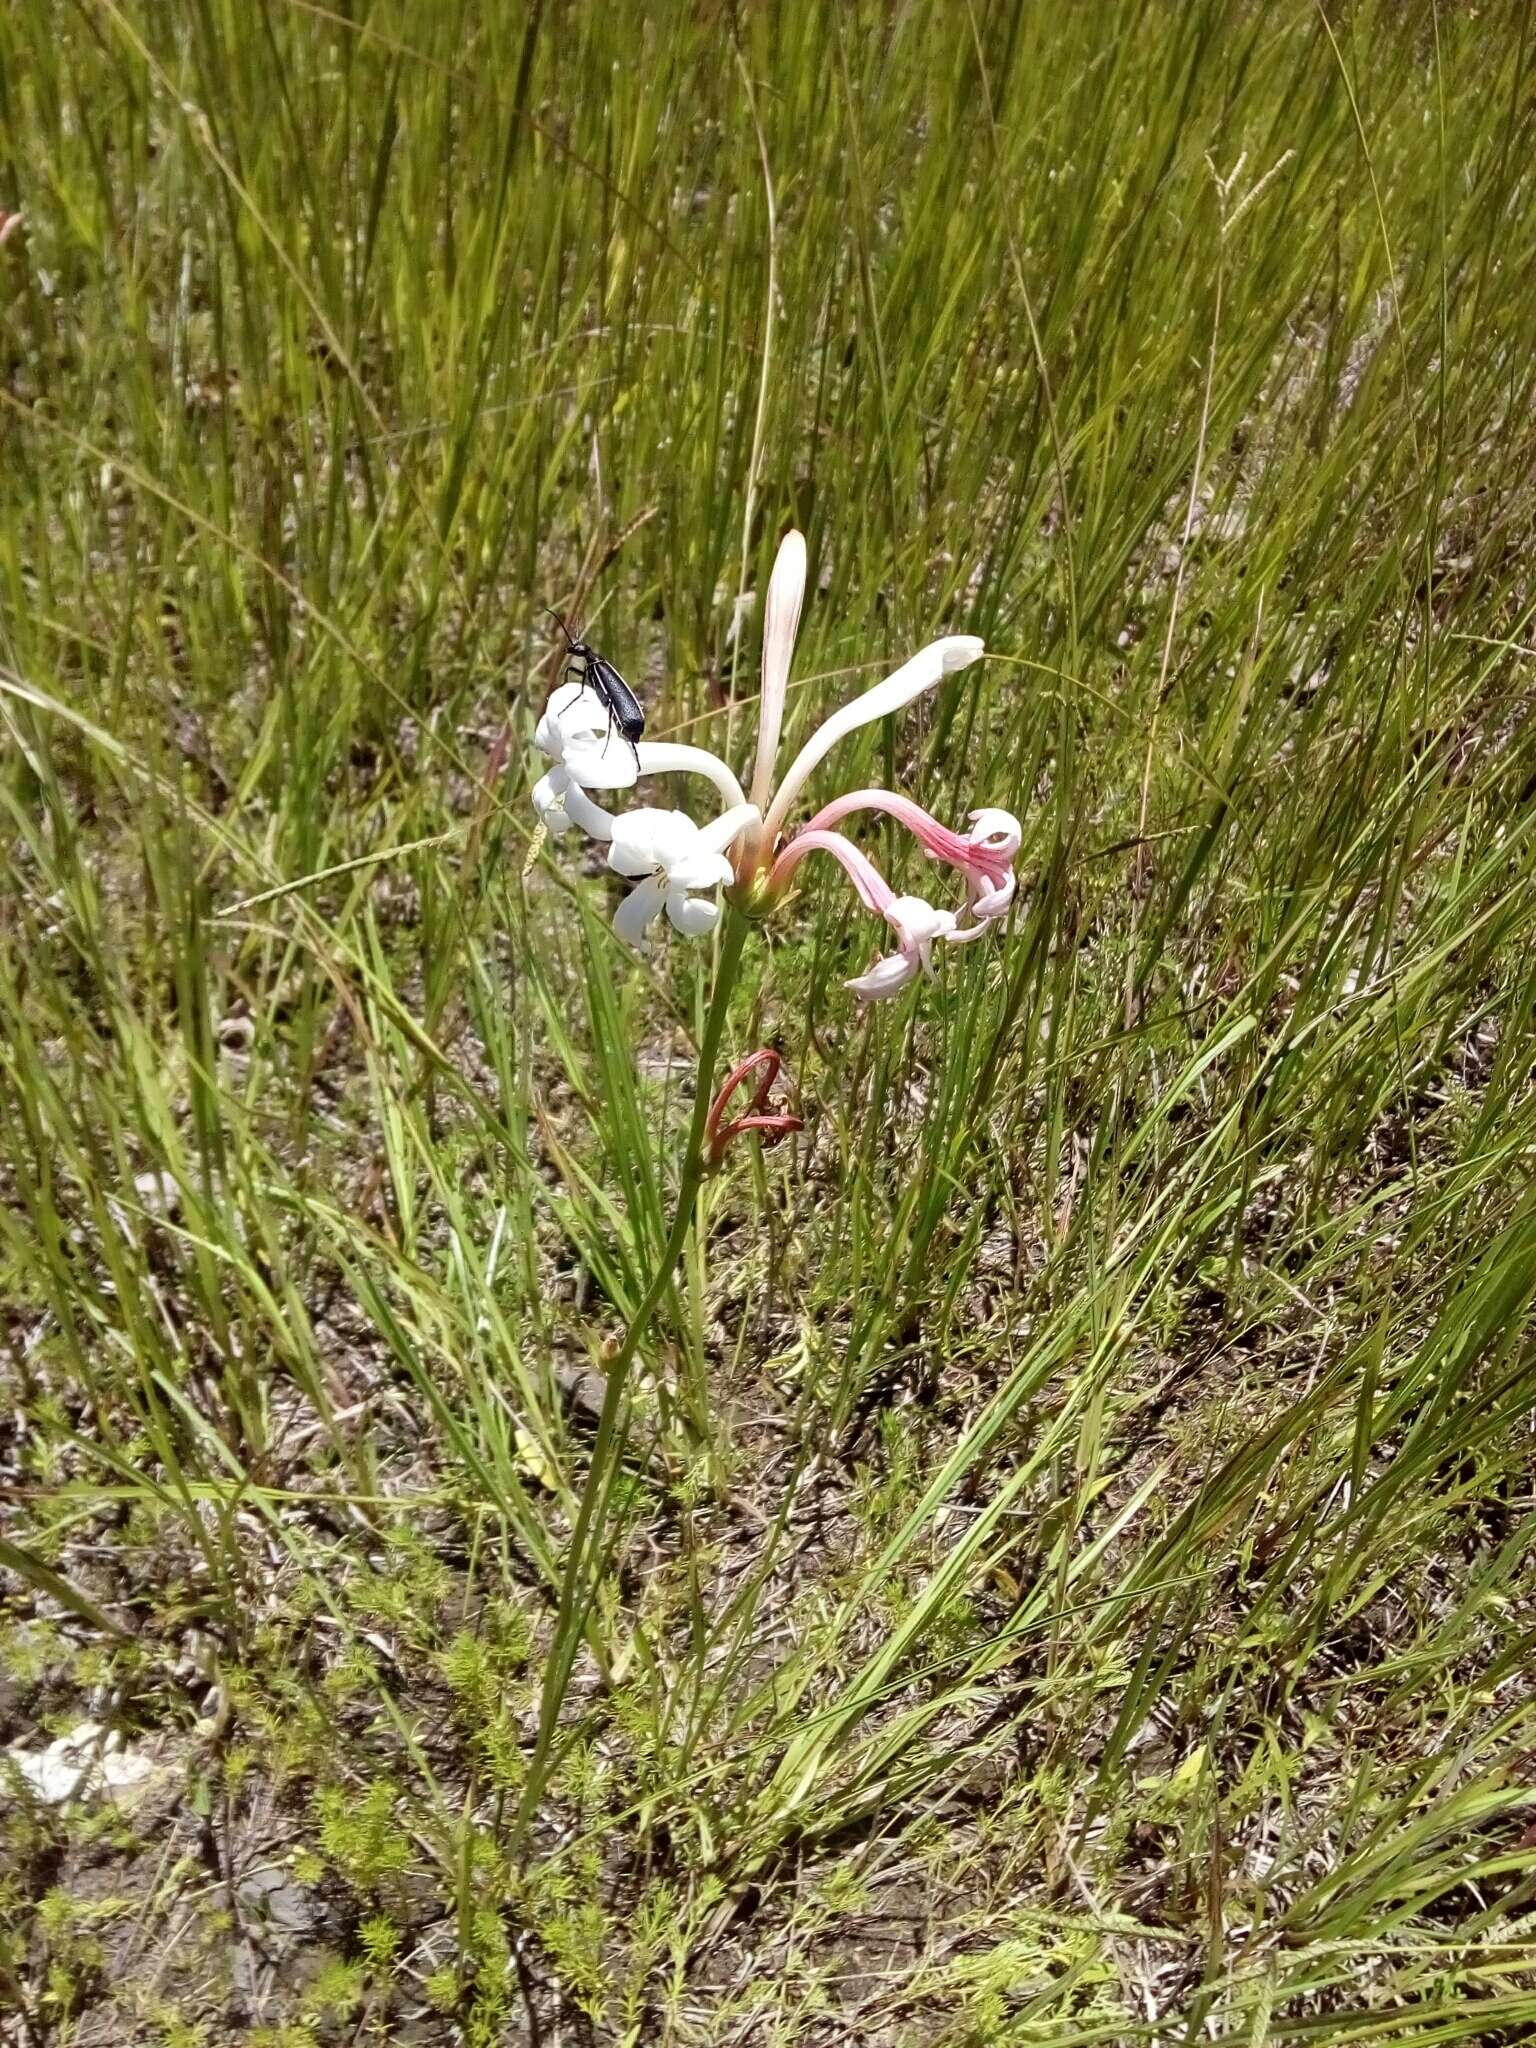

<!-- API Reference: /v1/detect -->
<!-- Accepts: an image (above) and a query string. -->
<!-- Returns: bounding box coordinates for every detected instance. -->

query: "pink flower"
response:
[768,829,966,1002]
[957,809,1022,925]
[769,827,893,916]
[845,895,959,1000]
[794,789,1021,937]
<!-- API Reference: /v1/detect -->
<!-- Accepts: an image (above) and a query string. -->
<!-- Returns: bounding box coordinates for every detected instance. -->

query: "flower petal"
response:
[532,768,575,835]
[607,806,684,877]
[613,873,668,951]
[666,847,735,892]
[887,894,957,949]
[694,801,761,859]
[968,807,1023,861]
[563,782,617,841]
[537,686,608,758]
[968,871,1015,920]
[799,787,973,867]
[634,741,748,811]
[562,730,642,792]
[763,634,985,840]
[666,887,721,938]
[751,529,807,812]
[846,950,919,1001]
[651,809,708,864]
[767,829,895,916]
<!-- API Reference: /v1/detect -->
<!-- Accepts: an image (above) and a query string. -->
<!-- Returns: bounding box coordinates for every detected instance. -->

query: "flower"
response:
[527,529,1016,984]
[532,685,641,837]
[533,680,749,843]
[681,532,986,883]
[789,789,1021,938]
[959,808,1022,923]
[768,828,968,1002]
[607,803,758,951]
[845,894,959,1001]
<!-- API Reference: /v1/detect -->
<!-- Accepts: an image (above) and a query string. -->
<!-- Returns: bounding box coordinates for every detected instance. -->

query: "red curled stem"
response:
[705,1050,804,1167]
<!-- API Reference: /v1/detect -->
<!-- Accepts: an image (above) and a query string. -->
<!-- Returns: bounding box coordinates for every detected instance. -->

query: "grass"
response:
[2,0,1535,2039]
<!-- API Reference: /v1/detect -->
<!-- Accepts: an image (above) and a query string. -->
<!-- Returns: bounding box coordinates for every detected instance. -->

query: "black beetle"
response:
[546,608,644,766]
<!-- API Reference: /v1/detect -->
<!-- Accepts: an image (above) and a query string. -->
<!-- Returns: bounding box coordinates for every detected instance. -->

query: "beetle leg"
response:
[554,661,591,716]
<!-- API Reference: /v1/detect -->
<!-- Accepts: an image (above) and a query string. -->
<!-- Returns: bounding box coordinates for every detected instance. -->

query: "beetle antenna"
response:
[543,606,577,649]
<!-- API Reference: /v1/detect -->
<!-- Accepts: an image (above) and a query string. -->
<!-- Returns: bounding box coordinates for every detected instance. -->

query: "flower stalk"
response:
[515,904,751,1844]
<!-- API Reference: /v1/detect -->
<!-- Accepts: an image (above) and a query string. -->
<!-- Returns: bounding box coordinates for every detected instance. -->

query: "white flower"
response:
[532,685,641,837]
[845,893,958,1002]
[532,683,750,841]
[608,803,759,952]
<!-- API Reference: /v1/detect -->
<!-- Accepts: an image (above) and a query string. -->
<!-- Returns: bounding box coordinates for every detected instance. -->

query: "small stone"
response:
[237,1863,320,1938]
[5,1721,157,1806]
[133,1169,182,1218]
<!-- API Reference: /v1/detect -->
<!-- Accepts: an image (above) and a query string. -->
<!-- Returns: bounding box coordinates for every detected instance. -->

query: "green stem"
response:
[513,906,751,1842]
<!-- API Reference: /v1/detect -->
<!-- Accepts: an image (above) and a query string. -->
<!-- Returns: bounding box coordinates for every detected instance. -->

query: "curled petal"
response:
[536,685,605,756]
[532,768,618,841]
[536,700,581,760]
[666,887,722,937]
[563,783,618,842]
[705,1049,804,1167]
[800,788,1020,892]
[532,769,577,836]
[695,801,761,861]
[633,741,748,811]
[708,1056,806,1171]
[562,732,643,791]
[797,787,971,865]
[847,893,956,998]
[846,950,919,1001]
[766,828,894,916]
[792,787,1019,941]
[721,1110,803,1149]
[707,1050,781,1139]
[968,870,1016,921]
[968,807,1023,862]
